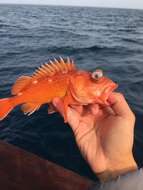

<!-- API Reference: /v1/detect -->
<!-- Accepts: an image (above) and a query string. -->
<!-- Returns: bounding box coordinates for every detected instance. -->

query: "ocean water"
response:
[0,4,143,180]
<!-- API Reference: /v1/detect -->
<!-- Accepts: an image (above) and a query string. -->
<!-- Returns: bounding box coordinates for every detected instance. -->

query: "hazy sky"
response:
[0,0,143,10]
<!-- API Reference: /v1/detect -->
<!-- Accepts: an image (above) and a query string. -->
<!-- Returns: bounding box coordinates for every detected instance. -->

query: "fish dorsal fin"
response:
[11,76,32,95]
[32,57,76,79]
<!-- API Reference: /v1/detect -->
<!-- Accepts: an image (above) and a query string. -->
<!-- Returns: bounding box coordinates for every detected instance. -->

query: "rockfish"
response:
[0,57,118,122]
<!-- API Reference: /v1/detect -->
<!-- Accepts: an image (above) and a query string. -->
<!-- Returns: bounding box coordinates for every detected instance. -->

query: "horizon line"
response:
[0,2,143,11]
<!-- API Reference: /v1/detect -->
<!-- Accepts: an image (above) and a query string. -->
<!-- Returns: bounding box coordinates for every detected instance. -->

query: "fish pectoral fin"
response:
[48,103,57,114]
[21,102,41,116]
[11,75,32,95]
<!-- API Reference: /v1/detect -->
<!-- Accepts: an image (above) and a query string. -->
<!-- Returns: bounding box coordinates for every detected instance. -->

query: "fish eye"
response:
[91,69,103,80]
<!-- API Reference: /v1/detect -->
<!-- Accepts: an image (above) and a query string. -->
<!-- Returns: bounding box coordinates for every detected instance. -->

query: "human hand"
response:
[52,93,137,181]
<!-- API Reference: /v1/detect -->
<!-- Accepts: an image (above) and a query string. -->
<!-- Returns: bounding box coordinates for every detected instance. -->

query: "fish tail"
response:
[0,98,14,120]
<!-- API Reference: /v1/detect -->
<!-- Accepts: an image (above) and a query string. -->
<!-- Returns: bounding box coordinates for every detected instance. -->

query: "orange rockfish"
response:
[0,57,118,122]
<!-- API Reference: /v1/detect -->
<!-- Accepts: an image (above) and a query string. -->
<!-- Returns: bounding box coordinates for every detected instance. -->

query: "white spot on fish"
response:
[18,92,23,96]
[94,90,100,97]
[48,79,52,82]
[33,80,38,84]
[62,71,67,74]
[104,89,109,94]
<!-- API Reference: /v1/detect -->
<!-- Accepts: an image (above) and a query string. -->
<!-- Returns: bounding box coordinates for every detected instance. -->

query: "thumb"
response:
[52,97,81,128]
[108,92,135,119]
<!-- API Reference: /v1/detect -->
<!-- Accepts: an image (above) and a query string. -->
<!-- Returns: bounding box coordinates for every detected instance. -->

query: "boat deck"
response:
[0,140,95,190]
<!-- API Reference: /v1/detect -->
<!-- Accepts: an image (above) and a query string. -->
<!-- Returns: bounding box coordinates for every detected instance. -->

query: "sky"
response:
[0,0,143,10]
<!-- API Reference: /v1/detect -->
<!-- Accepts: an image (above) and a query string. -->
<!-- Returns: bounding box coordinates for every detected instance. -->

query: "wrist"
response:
[96,155,137,182]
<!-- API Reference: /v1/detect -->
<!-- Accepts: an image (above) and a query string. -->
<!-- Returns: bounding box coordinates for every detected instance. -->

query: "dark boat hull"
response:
[0,140,95,190]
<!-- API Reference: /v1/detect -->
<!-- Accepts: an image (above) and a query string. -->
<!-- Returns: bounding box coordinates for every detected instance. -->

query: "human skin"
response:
[53,92,137,181]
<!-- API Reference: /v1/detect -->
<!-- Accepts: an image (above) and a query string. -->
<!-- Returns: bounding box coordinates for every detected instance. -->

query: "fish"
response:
[0,57,118,122]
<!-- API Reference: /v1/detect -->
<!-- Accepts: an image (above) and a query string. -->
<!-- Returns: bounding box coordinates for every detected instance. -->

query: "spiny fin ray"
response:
[32,57,76,79]
[21,102,41,116]
[48,103,57,114]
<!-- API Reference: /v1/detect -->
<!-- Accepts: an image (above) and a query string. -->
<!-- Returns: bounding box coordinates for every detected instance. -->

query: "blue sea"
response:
[0,4,143,180]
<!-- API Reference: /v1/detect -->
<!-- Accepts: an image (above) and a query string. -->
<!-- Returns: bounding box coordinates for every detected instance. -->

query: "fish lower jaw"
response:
[102,84,118,104]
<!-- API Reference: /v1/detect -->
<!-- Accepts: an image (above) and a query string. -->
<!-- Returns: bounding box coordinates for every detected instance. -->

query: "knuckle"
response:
[131,112,136,121]
[119,93,124,99]
[128,111,136,122]
[116,92,125,99]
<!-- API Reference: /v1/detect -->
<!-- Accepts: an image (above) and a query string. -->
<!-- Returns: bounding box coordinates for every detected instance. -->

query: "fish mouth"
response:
[106,83,118,94]
[103,83,118,105]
